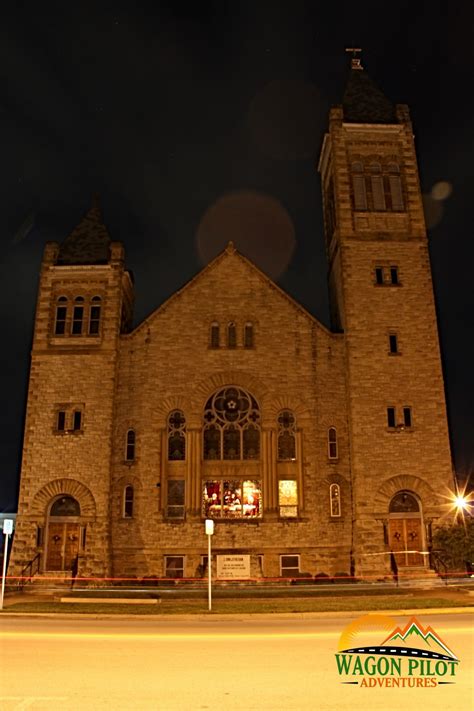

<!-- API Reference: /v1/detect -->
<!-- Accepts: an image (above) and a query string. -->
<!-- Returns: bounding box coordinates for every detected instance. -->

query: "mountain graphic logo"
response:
[380,617,458,660]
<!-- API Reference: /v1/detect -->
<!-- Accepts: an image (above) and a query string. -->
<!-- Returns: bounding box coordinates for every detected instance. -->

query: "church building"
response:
[8,60,455,582]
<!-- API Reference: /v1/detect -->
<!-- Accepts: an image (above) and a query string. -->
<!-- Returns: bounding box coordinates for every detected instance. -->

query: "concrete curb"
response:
[1,607,473,621]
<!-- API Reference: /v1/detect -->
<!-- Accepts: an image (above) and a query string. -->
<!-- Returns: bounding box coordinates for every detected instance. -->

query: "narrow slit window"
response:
[389,333,398,354]
[71,297,85,335]
[328,427,338,459]
[72,410,82,431]
[390,267,399,285]
[387,407,396,428]
[89,296,102,335]
[123,486,134,518]
[125,429,136,461]
[244,322,254,348]
[330,483,341,518]
[403,407,412,428]
[57,410,66,431]
[375,267,384,285]
[54,297,68,335]
[227,322,237,348]
[210,322,220,348]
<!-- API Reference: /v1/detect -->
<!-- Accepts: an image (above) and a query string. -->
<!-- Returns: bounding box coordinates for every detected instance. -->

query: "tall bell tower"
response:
[319,53,455,575]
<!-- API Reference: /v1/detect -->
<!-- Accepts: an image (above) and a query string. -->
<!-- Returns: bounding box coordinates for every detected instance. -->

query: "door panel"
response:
[389,518,423,567]
[45,522,80,571]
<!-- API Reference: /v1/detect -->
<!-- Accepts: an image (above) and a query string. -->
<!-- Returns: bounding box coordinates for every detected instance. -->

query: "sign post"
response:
[1,519,14,611]
[205,519,214,612]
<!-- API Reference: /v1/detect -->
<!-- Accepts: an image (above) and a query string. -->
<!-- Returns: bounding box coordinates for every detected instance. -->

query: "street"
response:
[0,613,472,710]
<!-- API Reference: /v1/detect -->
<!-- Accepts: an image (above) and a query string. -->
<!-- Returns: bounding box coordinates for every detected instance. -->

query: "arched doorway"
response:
[388,491,425,567]
[45,495,81,571]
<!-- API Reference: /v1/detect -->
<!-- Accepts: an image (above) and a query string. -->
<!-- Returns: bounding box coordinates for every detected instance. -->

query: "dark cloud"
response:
[0,3,473,508]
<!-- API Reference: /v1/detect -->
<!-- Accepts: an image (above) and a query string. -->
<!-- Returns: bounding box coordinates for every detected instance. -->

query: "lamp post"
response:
[205,519,214,612]
[1,519,14,611]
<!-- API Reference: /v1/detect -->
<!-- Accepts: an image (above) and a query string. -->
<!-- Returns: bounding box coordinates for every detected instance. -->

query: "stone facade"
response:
[8,67,455,582]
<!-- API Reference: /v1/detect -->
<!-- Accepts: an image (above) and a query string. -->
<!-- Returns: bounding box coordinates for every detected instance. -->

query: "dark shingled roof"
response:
[57,197,111,265]
[342,68,396,124]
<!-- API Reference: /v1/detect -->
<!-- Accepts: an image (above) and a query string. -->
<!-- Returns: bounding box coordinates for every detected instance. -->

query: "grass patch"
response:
[2,595,472,615]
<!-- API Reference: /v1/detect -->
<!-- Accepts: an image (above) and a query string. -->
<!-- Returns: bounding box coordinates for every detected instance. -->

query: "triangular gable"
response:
[126,241,333,338]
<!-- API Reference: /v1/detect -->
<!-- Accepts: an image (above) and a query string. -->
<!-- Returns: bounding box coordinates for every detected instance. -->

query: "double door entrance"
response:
[388,517,424,567]
[45,522,80,571]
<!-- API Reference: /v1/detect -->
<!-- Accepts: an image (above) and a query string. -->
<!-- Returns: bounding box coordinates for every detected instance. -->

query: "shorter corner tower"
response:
[9,198,134,579]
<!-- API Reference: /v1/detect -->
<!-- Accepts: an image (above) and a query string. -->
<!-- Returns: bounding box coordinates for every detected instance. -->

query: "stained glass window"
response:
[167,480,185,519]
[330,483,341,518]
[50,496,80,517]
[389,491,419,513]
[203,480,262,519]
[277,410,296,460]
[168,410,186,460]
[203,387,260,460]
[278,480,298,518]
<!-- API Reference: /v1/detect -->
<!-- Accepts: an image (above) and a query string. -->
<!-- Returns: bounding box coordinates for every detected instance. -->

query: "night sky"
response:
[1,3,473,511]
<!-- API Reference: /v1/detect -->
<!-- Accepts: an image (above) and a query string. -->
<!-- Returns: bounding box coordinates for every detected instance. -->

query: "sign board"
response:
[2,520,13,535]
[205,519,214,536]
[217,555,250,580]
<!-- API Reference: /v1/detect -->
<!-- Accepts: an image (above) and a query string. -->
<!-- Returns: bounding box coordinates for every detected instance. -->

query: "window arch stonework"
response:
[203,386,260,461]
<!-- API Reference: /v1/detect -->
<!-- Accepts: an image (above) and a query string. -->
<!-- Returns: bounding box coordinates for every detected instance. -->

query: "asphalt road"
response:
[0,613,472,710]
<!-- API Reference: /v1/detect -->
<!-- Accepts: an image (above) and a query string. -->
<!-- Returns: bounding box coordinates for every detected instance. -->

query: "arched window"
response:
[54,296,68,335]
[387,162,404,211]
[277,410,296,460]
[370,162,386,211]
[210,322,220,349]
[123,486,134,518]
[89,296,102,335]
[329,483,341,518]
[227,322,237,348]
[351,161,367,210]
[244,322,254,348]
[50,496,80,517]
[168,410,186,460]
[71,297,85,335]
[203,386,260,461]
[328,427,338,459]
[389,491,419,513]
[125,429,136,461]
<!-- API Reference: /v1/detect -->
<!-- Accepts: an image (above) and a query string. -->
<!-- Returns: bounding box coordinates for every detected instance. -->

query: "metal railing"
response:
[18,552,41,591]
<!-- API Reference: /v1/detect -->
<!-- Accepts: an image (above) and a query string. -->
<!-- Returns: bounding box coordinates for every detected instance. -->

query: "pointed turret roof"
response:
[342,59,396,124]
[57,195,111,265]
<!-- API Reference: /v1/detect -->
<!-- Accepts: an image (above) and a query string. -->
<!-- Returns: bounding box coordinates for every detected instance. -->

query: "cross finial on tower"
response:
[345,47,363,70]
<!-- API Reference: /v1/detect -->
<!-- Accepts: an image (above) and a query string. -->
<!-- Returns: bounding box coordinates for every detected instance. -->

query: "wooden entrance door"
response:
[45,522,80,571]
[389,518,423,567]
